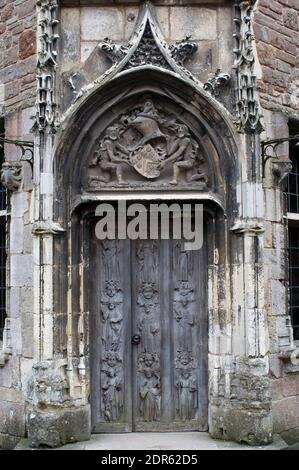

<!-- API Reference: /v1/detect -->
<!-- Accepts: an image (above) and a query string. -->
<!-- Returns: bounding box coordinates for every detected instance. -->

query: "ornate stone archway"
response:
[26,1,273,447]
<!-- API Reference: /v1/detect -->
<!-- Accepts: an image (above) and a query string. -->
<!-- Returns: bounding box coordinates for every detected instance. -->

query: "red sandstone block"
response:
[19,29,36,60]
[256,42,277,67]
[276,48,297,65]
[257,0,283,13]
[0,3,14,23]
[253,23,270,42]
[283,9,299,31]
[269,2,283,14]
[17,0,36,20]
[262,65,290,88]
[277,59,293,74]
[269,29,297,55]
[278,0,299,9]
[258,6,282,23]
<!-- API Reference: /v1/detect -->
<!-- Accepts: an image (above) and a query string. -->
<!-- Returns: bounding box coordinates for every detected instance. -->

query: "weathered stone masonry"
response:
[0,0,298,449]
[253,0,299,445]
[0,0,36,450]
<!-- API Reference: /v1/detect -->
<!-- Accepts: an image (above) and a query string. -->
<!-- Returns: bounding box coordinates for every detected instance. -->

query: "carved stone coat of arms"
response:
[85,97,209,190]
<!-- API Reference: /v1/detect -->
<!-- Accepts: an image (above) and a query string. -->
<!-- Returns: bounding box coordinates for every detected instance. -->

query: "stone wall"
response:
[61,3,232,77]
[254,0,298,114]
[253,0,299,444]
[59,2,233,112]
[0,0,36,449]
[0,0,36,142]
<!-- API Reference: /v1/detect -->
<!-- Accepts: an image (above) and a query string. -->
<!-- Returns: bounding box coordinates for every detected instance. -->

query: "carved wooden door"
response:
[90,234,208,433]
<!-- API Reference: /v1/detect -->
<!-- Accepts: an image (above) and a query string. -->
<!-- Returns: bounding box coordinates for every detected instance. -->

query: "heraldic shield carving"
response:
[85,97,209,190]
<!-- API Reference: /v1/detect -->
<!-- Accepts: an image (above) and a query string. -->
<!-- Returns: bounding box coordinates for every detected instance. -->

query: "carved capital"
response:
[279,348,299,373]
[1,162,22,191]
[32,221,66,236]
[231,217,265,235]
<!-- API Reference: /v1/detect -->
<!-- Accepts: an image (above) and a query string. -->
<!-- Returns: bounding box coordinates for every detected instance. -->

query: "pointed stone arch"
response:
[48,0,269,445]
[54,68,240,223]
[54,0,242,221]
[50,57,243,434]
[25,0,274,447]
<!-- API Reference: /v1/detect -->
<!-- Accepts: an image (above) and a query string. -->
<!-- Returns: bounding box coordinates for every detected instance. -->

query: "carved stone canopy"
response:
[97,2,197,77]
[84,96,209,191]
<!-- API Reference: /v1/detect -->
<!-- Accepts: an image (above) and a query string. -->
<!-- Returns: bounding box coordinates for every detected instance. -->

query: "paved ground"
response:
[285,442,299,450]
[15,432,288,451]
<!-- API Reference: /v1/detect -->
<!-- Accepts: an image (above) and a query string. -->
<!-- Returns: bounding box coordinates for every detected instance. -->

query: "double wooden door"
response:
[90,234,208,432]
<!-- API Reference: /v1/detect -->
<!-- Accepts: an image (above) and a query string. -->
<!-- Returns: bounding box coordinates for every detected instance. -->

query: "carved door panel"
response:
[90,237,133,432]
[171,240,208,429]
[132,239,163,430]
[90,233,208,433]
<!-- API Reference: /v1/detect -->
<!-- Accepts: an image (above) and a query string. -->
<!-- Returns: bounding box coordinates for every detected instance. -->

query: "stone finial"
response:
[36,0,59,68]
[169,36,198,66]
[233,1,263,134]
[98,37,129,64]
[204,69,231,97]
[34,0,59,132]
[98,10,197,71]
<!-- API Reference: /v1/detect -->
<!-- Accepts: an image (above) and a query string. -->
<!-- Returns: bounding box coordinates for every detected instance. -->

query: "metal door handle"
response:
[132,334,141,345]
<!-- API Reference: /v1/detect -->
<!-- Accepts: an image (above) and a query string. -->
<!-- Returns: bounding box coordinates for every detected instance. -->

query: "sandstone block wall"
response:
[0,0,36,449]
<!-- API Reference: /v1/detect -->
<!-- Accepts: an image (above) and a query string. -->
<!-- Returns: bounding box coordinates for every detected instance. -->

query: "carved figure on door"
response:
[175,351,197,420]
[101,240,121,281]
[101,352,123,422]
[101,280,123,352]
[136,240,158,282]
[138,353,160,422]
[137,282,160,352]
[176,370,197,420]
[174,281,195,349]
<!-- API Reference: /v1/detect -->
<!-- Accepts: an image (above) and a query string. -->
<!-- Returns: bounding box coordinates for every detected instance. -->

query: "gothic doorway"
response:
[89,226,208,433]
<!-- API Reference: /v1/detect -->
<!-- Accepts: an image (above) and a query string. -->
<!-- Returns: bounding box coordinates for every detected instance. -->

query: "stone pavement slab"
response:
[15,433,287,451]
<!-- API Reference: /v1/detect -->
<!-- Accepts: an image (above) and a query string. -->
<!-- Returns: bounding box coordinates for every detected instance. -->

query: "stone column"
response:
[208,2,273,445]
[26,1,90,448]
[209,131,273,444]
